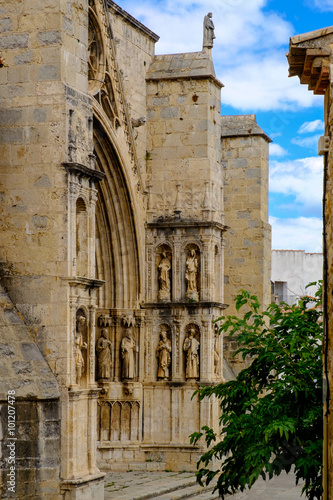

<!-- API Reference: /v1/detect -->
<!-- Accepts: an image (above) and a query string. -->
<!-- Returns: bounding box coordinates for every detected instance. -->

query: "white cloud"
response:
[298,119,324,134]
[118,0,324,112]
[269,143,288,157]
[291,134,321,150]
[270,216,323,253]
[270,156,323,216]
[309,0,333,12]
[220,56,320,111]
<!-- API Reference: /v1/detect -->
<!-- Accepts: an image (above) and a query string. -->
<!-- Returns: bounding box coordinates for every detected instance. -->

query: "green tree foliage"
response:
[190,284,323,500]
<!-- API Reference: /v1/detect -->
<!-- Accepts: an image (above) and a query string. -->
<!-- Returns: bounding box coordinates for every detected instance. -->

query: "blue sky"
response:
[116,0,332,252]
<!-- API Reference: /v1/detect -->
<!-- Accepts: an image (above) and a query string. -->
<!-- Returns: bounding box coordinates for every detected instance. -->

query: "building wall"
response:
[0,284,61,500]
[222,115,271,316]
[287,28,332,500]
[221,115,271,374]
[0,1,272,497]
[271,250,323,304]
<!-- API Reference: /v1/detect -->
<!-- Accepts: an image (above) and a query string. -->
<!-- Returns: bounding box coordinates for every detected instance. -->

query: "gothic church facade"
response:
[0,1,271,498]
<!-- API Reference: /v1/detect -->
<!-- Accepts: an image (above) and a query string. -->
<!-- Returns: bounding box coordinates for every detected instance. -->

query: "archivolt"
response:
[93,117,141,309]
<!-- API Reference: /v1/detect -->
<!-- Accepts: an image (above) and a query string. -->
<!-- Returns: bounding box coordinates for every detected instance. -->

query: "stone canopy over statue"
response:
[203,12,215,49]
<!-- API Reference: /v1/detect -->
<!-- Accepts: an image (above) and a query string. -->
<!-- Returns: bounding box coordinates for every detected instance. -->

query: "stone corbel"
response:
[123,382,134,396]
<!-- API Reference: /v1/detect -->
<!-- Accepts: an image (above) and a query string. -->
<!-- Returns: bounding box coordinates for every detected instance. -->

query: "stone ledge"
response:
[61,471,106,488]
[140,301,228,310]
[146,219,228,231]
[63,162,106,182]
[108,0,159,42]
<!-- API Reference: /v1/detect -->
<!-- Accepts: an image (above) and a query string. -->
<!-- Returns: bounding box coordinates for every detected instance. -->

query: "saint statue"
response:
[203,12,215,49]
[75,314,87,385]
[185,249,198,298]
[96,329,112,380]
[158,251,171,300]
[183,328,200,379]
[156,328,172,380]
[121,330,137,379]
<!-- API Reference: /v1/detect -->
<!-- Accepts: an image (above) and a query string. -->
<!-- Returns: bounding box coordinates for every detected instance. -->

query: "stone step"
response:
[104,473,199,500]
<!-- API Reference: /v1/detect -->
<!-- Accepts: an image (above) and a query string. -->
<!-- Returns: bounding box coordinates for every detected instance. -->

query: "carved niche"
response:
[120,329,138,381]
[76,197,89,277]
[75,309,88,386]
[156,324,172,380]
[156,244,172,302]
[96,329,112,380]
[184,244,200,301]
[183,323,200,380]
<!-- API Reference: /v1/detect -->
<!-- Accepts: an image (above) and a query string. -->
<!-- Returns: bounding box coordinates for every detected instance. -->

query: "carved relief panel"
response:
[88,6,106,96]
[98,400,140,442]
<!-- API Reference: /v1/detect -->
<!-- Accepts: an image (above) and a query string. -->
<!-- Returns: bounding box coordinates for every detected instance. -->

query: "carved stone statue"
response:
[185,249,198,299]
[156,328,172,380]
[121,330,137,379]
[75,314,88,385]
[214,324,219,376]
[96,329,112,380]
[203,12,215,49]
[158,251,171,300]
[183,327,200,379]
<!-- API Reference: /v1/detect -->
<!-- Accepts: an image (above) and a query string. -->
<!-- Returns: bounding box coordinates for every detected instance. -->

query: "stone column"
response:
[87,304,97,387]
[170,385,182,444]
[144,317,154,382]
[143,387,153,443]
[201,319,210,382]
[87,389,101,475]
[173,317,182,381]
[173,232,183,301]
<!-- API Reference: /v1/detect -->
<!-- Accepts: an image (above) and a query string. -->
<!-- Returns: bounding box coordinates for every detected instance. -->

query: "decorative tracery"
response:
[88,10,105,95]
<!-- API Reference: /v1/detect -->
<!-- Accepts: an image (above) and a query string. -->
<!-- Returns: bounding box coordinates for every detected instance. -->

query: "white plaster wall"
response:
[271,250,322,304]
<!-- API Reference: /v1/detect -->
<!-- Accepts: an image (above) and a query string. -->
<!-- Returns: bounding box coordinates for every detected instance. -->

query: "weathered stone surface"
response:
[0,1,271,499]
[0,34,28,49]
[37,30,61,45]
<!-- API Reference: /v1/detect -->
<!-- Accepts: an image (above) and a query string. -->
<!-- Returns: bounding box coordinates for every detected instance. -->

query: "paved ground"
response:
[103,470,305,499]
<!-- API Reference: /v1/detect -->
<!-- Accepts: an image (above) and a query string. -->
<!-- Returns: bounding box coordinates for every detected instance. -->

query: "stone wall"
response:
[108,0,158,171]
[0,284,61,499]
[222,115,271,372]
[0,0,273,495]
[146,51,223,222]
